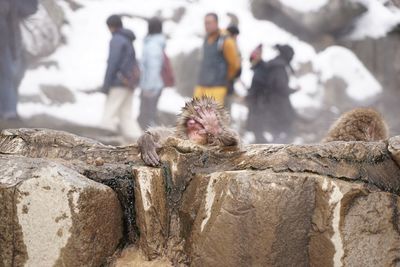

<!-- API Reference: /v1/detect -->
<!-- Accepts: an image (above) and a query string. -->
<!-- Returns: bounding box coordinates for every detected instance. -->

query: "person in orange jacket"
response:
[194,13,241,105]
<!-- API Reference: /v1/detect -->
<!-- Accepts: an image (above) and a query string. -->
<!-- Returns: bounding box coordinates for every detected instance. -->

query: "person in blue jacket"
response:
[137,17,166,130]
[0,0,38,120]
[101,14,137,139]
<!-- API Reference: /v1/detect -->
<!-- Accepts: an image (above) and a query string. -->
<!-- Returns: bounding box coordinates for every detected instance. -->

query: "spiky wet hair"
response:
[175,96,230,139]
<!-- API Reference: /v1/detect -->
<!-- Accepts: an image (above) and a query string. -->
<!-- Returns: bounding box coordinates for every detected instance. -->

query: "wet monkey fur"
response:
[323,107,388,142]
[137,96,240,166]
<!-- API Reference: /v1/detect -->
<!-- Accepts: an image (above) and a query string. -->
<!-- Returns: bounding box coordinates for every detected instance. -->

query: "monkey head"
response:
[176,96,230,145]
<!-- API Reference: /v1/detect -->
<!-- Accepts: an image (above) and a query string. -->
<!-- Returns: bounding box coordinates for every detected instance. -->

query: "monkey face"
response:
[186,118,207,145]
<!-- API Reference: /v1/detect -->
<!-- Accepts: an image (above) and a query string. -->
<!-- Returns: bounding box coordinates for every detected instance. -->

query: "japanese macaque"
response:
[322,107,389,142]
[137,96,240,166]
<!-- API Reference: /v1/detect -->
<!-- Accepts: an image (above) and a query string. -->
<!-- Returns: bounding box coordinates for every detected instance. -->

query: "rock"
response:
[133,167,169,260]
[0,128,142,243]
[95,157,105,166]
[130,137,400,265]
[1,129,400,266]
[40,84,76,105]
[180,171,400,266]
[389,135,400,167]
[250,0,367,43]
[0,128,141,164]
[184,170,314,266]
[22,0,65,60]
[0,155,123,267]
[340,191,400,266]
[111,246,173,267]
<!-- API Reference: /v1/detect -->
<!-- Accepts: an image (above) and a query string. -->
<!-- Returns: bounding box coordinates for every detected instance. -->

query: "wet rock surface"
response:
[1,129,400,266]
[0,156,123,267]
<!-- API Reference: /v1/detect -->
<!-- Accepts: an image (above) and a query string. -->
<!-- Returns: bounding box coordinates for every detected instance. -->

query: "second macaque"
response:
[137,96,240,166]
[323,107,388,142]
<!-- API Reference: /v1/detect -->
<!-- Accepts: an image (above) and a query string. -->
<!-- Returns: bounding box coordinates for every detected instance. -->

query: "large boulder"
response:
[0,156,123,267]
[250,0,366,44]
[22,0,65,60]
[183,171,400,266]
[1,129,400,266]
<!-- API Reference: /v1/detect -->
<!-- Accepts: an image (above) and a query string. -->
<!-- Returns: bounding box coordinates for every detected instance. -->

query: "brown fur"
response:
[175,97,236,145]
[138,96,240,166]
[323,107,388,142]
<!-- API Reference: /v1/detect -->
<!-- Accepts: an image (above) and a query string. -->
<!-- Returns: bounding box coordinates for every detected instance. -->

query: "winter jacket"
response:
[103,28,137,93]
[140,33,165,92]
[197,31,240,88]
[246,55,296,135]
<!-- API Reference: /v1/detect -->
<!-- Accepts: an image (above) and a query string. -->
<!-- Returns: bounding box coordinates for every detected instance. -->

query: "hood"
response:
[144,33,166,47]
[275,44,294,63]
[116,28,136,42]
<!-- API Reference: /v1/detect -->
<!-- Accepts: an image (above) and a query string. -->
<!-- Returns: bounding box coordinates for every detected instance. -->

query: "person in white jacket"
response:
[137,17,166,130]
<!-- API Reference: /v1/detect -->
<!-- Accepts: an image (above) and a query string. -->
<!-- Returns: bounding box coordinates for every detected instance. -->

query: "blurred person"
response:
[224,24,242,112]
[194,13,241,105]
[246,44,298,143]
[101,14,138,138]
[0,0,38,120]
[137,17,166,130]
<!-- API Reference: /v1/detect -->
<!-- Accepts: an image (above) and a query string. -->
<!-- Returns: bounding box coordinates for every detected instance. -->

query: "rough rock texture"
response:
[0,128,140,163]
[133,167,169,260]
[1,129,400,266]
[389,135,400,167]
[0,128,142,243]
[0,156,123,267]
[129,137,400,266]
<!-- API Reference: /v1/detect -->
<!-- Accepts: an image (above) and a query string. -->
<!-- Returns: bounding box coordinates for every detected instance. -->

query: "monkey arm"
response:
[137,127,175,166]
[215,128,240,147]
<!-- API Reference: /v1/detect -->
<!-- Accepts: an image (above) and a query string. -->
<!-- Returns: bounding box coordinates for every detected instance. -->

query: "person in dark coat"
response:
[0,0,38,120]
[246,44,297,143]
[101,14,138,139]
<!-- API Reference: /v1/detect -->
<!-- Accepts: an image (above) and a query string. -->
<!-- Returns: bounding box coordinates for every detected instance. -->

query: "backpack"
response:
[161,50,175,88]
[217,34,242,79]
[119,60,141,90]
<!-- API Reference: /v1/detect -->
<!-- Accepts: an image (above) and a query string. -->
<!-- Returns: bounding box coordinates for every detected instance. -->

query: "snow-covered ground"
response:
[19,0,387,136]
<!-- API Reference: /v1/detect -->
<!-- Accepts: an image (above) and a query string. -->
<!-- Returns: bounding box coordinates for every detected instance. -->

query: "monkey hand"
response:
[137,133,162,166]
[194,107,222,137]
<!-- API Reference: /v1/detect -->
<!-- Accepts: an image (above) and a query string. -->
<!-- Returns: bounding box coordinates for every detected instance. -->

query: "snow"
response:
[350,0,400,39]
[314,46,382,101]
[18,0,385,133]
[279,0,329,13]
